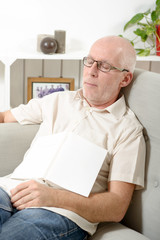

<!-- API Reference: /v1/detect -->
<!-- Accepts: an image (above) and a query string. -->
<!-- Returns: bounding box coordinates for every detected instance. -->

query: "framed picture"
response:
[27,77,74,102]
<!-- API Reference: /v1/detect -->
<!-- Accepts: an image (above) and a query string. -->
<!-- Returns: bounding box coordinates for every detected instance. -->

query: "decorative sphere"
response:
[40,37,58,54]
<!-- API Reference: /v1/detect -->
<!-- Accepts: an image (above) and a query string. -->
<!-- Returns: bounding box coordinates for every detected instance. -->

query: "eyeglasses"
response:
[83,57,129,73]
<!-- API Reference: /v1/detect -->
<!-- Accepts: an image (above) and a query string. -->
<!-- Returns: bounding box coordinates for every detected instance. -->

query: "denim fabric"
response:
[0,187,17,231]
[0,188,88,240]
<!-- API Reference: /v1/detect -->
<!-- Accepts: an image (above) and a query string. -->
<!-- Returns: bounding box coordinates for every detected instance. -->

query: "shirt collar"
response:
[74,89,84,101]
[74,89,127,119]
[106,94,127,119]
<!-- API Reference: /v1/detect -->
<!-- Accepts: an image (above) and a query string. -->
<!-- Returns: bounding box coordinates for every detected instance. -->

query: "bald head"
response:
[90,36,136,73]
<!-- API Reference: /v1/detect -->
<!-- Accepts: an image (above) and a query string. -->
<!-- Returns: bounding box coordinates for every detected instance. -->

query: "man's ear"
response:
[120,72,133,88]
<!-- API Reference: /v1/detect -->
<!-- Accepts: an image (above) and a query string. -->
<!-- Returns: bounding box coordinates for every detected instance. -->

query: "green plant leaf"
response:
[155,0,160,19]
[146,25,156,35]
[156,0,160,7]
[134,29,148,42]
[156,7,160,18]
[151,10,158,21]
[136,48,150,56]
[137,22,148,27]
[124,13,144,31]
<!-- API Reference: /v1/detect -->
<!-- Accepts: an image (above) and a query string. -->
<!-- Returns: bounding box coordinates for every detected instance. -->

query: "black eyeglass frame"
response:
[83,57,129,73]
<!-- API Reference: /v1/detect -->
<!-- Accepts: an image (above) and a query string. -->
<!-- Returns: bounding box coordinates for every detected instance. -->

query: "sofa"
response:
[0,68,160,240]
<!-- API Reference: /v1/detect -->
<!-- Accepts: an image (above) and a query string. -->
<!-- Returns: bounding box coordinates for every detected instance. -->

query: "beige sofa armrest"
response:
[0,123,39,176]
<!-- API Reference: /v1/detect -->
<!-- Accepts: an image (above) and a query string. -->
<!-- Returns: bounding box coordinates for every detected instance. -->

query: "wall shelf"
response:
[1,51,160,64]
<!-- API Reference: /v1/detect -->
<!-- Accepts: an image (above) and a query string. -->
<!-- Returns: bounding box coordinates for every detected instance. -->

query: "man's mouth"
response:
[84,81,97,87]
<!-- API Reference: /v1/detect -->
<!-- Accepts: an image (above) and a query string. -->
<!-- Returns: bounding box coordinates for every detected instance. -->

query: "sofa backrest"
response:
[122,68,160,240]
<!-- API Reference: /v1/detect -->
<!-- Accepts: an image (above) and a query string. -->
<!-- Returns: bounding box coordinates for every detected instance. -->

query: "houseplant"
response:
[121,0,160,56]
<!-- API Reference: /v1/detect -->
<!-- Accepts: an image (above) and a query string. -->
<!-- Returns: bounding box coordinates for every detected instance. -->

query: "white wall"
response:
[0,62,5,110]
[0,0,155,54]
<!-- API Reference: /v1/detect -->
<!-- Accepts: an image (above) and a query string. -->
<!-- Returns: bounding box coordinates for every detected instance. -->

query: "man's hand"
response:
[10,180,57,210]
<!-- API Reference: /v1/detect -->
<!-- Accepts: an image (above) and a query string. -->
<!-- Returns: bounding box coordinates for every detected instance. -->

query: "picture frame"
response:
[27,77,74,102]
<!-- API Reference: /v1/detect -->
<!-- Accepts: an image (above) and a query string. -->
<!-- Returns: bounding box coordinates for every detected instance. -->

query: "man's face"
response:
[82,40,127,108]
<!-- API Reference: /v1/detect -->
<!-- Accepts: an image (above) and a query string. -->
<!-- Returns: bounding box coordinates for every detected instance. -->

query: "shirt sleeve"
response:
[11,97,44,125]
[108,126,146,190]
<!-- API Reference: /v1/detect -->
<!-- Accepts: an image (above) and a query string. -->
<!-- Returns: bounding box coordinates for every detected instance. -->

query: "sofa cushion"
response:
[0,123,39,176]
[90,223,150,240]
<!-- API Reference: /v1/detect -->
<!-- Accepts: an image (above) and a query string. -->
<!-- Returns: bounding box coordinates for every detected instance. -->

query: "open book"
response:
[11,132,107,197]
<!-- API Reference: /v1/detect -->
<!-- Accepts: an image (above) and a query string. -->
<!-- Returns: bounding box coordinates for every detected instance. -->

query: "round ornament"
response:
[40,37,58,54]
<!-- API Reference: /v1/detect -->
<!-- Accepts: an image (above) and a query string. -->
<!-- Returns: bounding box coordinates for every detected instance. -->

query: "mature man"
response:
[0,36,145,240]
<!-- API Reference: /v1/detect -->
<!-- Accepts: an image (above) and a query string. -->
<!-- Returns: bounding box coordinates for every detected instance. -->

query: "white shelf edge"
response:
[0,50,87,65]
[0,51,160,64]
[136,55,160,61]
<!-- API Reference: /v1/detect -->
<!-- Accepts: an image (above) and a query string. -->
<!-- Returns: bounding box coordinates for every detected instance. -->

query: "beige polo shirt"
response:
[0,89,146,235]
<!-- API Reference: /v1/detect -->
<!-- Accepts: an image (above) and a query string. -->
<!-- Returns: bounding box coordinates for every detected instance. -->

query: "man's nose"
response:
[89,62,98,77]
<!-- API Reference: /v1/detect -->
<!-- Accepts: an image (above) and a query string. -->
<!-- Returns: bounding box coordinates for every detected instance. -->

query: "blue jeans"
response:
[0,188,88,240]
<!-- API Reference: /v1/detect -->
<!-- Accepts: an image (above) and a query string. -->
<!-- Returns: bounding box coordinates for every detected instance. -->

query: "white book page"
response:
[46,133,107,197]
[11,132,67,179]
